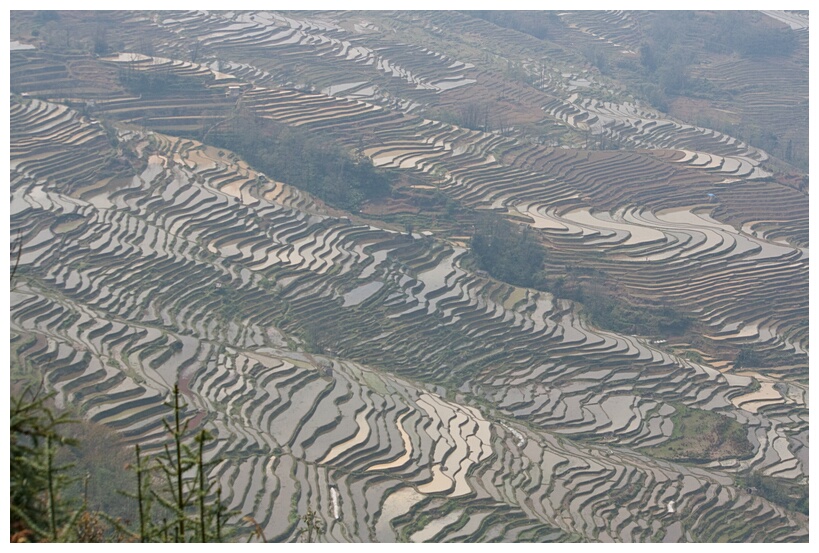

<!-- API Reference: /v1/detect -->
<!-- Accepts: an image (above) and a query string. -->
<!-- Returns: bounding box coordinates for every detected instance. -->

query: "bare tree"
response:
[10,229,23,284]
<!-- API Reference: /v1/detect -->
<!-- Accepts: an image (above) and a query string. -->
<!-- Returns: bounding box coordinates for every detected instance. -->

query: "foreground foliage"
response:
[10,383,235,542]
[10,384,80,542]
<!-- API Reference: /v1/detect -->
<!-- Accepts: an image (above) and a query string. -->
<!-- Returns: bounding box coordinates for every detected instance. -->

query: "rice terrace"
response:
[9,9,808,543]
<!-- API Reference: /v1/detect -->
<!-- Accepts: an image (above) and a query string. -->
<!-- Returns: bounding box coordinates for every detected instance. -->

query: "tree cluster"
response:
[469,10,559,40]
[470,215,547,290]
[738,472,808,516]
[210,113,392,211]
[635,11,799,111]
[578,282,692,337]
[119,68,187,98]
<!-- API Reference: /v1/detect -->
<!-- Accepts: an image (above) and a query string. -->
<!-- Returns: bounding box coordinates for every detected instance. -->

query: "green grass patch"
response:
[643,403,753,463]
[502,287,528,310]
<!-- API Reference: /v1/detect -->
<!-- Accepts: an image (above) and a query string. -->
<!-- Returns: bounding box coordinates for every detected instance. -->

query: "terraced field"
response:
[10,10,808,543]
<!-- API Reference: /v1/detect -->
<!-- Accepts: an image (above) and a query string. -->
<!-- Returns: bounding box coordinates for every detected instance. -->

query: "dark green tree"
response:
[297,508,325,543]
[10,383,81,542]
[113,384,232,542]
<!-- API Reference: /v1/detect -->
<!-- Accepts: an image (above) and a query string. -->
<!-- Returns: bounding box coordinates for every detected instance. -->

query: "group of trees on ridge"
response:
[470,215,547,290]
[208,111,392,212]
[468,215,693,339]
